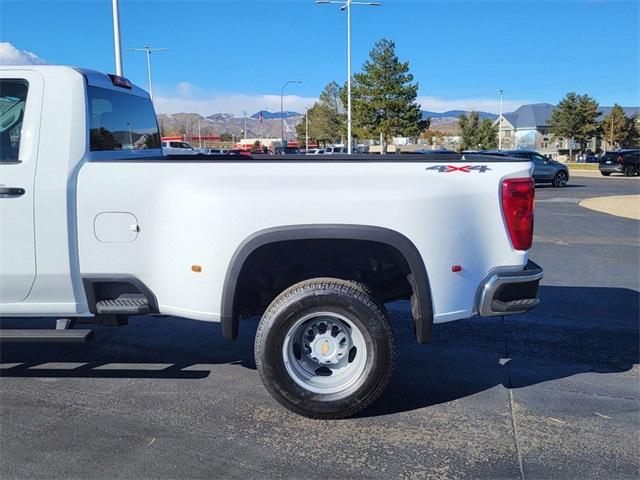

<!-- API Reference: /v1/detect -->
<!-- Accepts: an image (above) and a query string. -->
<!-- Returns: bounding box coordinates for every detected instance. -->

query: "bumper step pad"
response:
[491,297,540,313]
[96,294,150,315]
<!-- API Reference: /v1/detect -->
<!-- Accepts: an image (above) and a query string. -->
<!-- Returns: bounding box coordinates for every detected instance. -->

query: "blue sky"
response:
[1,0,638,115]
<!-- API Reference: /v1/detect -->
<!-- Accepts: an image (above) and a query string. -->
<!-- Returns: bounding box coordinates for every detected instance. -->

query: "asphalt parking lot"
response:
[1,175,639,480]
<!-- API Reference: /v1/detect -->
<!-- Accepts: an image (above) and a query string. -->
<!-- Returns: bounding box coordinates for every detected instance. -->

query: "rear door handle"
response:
[0,187,26,198]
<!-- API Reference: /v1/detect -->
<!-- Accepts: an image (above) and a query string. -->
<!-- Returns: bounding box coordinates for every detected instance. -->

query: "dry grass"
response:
[565,162,599,170]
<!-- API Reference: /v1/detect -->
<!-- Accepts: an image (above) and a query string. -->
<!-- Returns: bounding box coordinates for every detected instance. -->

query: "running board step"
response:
[96,294,150,315]
[0,329,93,343]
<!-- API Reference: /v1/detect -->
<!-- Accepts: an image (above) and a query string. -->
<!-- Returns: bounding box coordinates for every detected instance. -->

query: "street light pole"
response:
[280,80,302,147]
[315,0,382,154]
[112,0,123,75]
[498,89,503,150]
[125,46,169,100]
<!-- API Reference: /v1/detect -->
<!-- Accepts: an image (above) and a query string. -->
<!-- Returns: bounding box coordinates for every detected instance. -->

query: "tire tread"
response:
[255,277,394,419]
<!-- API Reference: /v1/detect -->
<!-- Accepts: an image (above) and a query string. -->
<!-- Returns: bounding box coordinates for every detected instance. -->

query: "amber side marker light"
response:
[191,265,202,273]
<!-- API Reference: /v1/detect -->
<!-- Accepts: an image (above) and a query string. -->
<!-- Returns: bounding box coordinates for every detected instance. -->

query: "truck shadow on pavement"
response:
[365,285,639,416]
[535,184,586,189]
[1,285,638,418]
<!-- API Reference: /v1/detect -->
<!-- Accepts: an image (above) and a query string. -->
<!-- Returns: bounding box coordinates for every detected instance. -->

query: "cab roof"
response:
[0,65,150,98]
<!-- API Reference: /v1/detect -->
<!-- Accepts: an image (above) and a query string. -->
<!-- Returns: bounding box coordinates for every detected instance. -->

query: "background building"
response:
[495,104,639,159]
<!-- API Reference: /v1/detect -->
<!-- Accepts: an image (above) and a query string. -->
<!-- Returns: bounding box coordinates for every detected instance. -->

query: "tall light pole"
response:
[281,80,302,147]
[497,89,504,150]
[112,0,123,75]
[125,46,169,100]
[316,0,382,154]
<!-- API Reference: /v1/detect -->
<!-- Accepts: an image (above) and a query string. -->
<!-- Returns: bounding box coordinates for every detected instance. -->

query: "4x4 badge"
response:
[426,165,491,173]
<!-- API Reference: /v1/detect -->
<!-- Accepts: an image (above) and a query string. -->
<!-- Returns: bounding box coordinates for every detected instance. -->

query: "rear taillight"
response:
[616,156,625,164]
[501,178,535,250]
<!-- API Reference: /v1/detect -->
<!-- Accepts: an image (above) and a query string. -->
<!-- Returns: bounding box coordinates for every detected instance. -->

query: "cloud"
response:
[417,96,535,114]
[0,42,46,65]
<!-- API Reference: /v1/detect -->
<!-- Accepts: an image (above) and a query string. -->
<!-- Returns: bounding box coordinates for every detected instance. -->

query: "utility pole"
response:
[125,46,169,100]
[112,0,123,75]
[498,89,503,150]
[281,80,302,147]
[316,0,382,154]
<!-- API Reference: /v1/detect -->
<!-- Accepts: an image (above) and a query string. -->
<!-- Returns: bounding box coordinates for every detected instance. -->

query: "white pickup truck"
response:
[0,66,543,418]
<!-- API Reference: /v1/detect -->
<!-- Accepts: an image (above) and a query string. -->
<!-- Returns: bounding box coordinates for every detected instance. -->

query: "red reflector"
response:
[451,265,462,273]
[501,178,535,250]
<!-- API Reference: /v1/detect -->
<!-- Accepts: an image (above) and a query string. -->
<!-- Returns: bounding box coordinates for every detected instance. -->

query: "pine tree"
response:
[600,104,630,148]
[296,81,344,146]
[629,114,640,147]
[479,118,498,150]
[348,39,422,151]
[548,93,600,159]
[459,111,481,150]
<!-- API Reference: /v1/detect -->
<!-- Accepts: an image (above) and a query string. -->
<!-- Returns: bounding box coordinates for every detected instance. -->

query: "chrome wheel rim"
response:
[282,312,368,395]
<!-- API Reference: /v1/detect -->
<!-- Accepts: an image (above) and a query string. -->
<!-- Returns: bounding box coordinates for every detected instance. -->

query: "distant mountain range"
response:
[256,109,498,120]
[157,111,303,139]
[156,109,498,139]
[421,110,498,120]
[251,110,300,120]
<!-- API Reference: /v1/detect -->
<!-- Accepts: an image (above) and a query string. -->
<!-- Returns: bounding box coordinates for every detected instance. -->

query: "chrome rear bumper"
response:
[478,260,543,317]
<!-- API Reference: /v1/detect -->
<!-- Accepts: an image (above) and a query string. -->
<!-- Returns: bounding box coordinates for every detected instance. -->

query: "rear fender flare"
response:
[220,224,434,344]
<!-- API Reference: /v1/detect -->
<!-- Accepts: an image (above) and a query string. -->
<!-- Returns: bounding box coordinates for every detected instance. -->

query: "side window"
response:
[0,79,29,163]
[88,86,160,151]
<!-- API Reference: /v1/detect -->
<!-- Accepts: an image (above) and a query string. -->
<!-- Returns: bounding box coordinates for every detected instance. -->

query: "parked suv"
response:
[478,150,570,187]
[599,149,640,176]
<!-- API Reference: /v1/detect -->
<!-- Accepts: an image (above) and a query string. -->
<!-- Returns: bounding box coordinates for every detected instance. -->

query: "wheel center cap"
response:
[321,341,330,356]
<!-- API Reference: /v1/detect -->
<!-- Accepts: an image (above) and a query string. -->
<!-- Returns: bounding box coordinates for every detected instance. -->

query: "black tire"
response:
[624,165,636,177]
[255,277,394,419]
[552,171,568,187]
[600,171,611,176]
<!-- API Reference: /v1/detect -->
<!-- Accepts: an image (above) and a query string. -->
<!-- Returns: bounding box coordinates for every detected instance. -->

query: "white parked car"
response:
[161,140,202,156]
[324,145,347,154]
[0,66,543,418]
